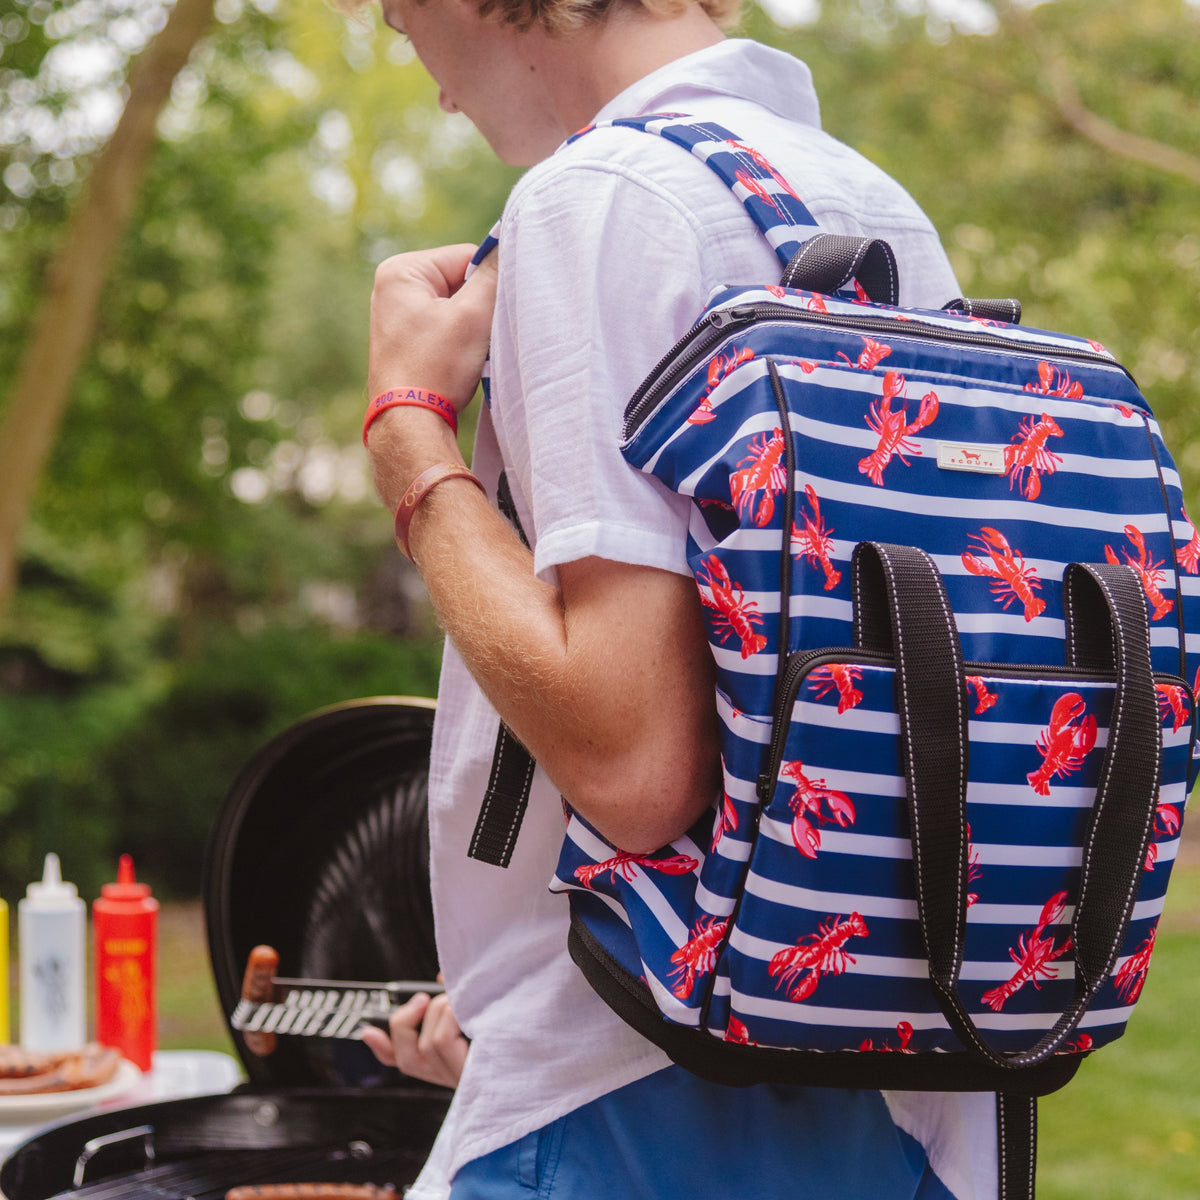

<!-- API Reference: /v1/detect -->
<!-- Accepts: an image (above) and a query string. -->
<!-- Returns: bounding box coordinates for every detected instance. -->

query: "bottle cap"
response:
[100,854,152,900]
[25,852,79,900]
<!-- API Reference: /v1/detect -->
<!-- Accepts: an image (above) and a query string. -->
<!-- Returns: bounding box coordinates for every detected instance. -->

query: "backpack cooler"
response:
[495,117,1196,1200]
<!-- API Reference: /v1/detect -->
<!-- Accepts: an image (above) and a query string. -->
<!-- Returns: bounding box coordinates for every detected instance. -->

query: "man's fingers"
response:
[360,1024,396,1067]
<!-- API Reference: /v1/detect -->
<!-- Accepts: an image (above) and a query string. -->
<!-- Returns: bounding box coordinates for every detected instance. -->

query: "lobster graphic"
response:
[710,792,739,852]
[768,912,868,1002]
[790,484,842,591]
[1027,693,1097,796]
[858,372,939,486]
[1023,361,1084,399]
[1113,926,1156,1003]
[1156,682,1190,733]
[837,336,893,371]
[1004,413,1064,501]
[696,555,768,659]
[1144,800,1182,872]
[727,140,802,200]
[729,428,787,527]
[807,663,863,713]
[667,916,729,1000]
[966,822,982,908]
[689,346,754,425]
[966,675,999,715]
[1178,507,1200,575]
[859,1021,914,1053]
[1062,1033,1094,1054]
[574,849,698,890]
[735,169,793,222]
[778,760,856,858]
[1104,525,1174,621]
[980,891,1072,1012]
[961,527,1046,622]
[725,1016,755,1045]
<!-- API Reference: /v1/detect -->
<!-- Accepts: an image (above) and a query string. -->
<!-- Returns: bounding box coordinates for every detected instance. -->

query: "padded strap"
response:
[850,544,1161,1067]
[467,471,537,868]
[568,115,823,270]
[781,233,900,306]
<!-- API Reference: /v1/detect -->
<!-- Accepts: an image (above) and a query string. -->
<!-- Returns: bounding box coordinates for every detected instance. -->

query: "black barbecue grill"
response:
[1,697,451,1200]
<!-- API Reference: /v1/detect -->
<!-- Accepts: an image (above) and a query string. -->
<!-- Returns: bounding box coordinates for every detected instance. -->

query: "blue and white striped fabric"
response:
[550,117,1195,1075]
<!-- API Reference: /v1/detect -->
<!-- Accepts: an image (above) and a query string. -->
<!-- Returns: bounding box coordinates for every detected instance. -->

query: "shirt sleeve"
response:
[490,159,712,583]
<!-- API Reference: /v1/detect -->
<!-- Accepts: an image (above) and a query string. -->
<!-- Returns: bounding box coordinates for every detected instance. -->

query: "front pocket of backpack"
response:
[714,654,1194,1056]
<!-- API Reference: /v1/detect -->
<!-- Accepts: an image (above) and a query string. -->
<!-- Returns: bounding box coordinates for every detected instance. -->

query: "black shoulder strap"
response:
[467,471,537,868]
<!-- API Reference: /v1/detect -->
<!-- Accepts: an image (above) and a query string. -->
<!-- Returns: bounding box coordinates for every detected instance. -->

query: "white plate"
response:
[0,1058,141,1122]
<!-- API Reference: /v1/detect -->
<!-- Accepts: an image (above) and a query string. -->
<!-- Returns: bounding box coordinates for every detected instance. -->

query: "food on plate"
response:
[0,1043,121,1094]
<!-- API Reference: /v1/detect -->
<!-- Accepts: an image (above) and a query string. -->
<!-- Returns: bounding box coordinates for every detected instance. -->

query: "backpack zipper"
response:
[624,302,1140,440]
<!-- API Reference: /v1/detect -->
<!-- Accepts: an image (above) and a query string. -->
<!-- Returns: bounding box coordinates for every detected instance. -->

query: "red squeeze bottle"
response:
[93,855,158,1070]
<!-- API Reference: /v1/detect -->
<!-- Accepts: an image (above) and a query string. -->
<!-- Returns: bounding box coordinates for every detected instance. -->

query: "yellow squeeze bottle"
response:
[0,895,8,1043]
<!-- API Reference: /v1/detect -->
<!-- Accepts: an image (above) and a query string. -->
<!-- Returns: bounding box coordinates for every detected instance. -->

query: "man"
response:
[358,0,996,1195]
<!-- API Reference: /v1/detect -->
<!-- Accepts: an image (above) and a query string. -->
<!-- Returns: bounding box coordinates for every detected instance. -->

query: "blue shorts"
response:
[448,1065,958,1199]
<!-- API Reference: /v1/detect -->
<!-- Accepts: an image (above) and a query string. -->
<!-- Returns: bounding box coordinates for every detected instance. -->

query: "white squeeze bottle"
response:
[19,853,87,1050]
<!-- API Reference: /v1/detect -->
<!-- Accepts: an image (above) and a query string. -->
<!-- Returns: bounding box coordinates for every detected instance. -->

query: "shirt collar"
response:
[591,38,821,130]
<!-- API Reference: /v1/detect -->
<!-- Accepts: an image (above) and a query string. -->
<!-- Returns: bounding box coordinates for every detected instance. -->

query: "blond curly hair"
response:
[338,0,743,35]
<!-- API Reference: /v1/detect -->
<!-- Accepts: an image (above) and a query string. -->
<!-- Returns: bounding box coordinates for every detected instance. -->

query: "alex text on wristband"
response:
[394,462,485,560]
[363,388,458,446]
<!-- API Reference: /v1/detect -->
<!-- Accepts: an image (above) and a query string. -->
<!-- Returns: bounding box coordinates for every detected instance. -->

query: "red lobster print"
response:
[1113,926,1156,1003]
[1156,683,1190,733]
[966,822,982,908]
[790,484,842,591]
[768,912,868,1002]
[729,428,787,527]
[838,336,893,371]
[807,663,863,713]
[696,555,768,659]
[1104,526,1174,620]
[981,891,1072,1012]
[1004,413,1064,501]
[1024,361,1084,399]
[689,346,754,425]
[1179,507,1200,575]
[1144,800,1182,872]
[668,916,729,999]
[1027,693,1097,796]
[725,1016,755,1045]
[961,527,1046,622]
[778,761,856,858]
[1062,1033,1094,1054]
[966,675,999,715]
[735,169,790,221]
[727,140,802,202]
[711,792,739,852]
[859,1022,914,1053]
[858,372,939,486]
[574,849,698,890]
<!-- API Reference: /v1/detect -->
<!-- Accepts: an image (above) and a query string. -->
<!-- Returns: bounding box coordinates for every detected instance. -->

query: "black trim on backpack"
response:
[943,296,1022,325]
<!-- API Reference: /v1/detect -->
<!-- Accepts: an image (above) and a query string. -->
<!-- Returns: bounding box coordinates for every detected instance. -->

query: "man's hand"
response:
[368,244,498,409]
[360,980,468,1090]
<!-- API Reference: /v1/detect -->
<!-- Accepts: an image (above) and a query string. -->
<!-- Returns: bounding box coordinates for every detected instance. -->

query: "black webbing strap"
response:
[997,1093,1038,1200]
[851,545,1161,1068]
[780,232,900,305]
[467,471,537,868]
[942,296,1023,325]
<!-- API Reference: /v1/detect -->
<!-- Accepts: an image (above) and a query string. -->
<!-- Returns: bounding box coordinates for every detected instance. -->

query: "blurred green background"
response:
[0,0,1197,1194]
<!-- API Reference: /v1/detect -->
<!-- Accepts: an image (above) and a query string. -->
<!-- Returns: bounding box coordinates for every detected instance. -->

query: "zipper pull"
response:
[709,306,756,330]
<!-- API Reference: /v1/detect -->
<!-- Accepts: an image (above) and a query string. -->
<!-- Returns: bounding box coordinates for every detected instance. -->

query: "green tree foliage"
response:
[0,0,1196,902]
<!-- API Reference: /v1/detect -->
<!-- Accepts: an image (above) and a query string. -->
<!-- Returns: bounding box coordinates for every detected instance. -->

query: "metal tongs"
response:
[230,945,443,1054]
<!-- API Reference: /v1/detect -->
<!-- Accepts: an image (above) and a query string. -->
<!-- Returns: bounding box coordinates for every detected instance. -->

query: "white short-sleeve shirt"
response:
[410,38,996,1200]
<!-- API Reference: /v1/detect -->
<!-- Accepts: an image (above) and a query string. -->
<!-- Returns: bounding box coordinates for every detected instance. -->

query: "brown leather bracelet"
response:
[393,462,485,560]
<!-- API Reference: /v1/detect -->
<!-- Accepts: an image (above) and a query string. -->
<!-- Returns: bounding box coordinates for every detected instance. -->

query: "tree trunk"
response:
[0,0,217,622]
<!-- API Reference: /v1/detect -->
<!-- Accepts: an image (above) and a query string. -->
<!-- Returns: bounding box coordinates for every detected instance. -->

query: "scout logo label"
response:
[936,441,1005,474]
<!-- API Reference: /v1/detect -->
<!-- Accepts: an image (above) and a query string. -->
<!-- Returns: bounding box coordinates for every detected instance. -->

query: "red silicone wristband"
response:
[363,388,458,446]
[393,463,485,560]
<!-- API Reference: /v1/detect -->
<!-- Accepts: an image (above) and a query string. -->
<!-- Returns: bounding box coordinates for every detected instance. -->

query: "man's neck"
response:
[520,9,726,153]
